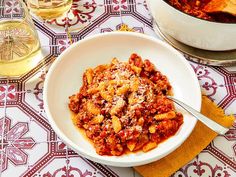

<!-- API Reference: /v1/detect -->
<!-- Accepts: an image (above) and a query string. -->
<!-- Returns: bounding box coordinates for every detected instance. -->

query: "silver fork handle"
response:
[167,96,229,135]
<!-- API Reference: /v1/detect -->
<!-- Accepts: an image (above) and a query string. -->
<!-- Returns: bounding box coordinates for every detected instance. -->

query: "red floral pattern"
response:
[2,0,21,15]
[112,0,128,11]
[43,166,92,177]
[0,84,16,101]
[33,73,45,110]
[47,0,97,27]
[0,117,35,172]
[191,64,218,98]
[172,155,233,177]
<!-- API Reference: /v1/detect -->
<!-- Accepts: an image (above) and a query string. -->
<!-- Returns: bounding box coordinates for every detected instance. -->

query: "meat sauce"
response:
[165,0,236,23]
[69,54,183,156]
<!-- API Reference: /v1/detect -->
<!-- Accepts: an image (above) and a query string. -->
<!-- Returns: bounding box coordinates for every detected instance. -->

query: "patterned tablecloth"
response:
[0,0,235,176]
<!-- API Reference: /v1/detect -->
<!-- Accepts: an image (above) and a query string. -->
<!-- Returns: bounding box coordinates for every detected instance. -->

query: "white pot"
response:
[147,0,236,51]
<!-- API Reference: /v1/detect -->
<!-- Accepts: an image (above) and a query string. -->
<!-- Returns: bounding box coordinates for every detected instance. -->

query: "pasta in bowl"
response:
[43,32,201,167]
[69,53,184,156]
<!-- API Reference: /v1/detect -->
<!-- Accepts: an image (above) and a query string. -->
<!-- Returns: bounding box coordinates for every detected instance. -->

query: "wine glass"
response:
[0,0,41,76]
[26,0,72,19]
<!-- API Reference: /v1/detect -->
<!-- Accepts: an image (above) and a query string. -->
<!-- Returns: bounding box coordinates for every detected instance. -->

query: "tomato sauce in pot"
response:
[165,0,236,23]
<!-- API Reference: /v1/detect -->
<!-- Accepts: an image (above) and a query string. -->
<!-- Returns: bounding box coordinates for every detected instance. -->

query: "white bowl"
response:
[147,0,236,51]
[43,32,201,167]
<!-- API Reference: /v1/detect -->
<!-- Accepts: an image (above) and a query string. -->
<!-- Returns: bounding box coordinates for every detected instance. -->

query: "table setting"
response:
[0,0,235,177]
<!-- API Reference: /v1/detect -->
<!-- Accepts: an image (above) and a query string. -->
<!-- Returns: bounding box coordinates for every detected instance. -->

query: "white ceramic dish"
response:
[43,32,201,167]
[147,0,236,51]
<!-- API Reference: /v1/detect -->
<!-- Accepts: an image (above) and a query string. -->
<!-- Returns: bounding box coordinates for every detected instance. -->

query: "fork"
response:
[167,96,229,135]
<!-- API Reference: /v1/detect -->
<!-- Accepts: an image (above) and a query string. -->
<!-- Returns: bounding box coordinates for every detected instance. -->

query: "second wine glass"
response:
[27,0,72,20]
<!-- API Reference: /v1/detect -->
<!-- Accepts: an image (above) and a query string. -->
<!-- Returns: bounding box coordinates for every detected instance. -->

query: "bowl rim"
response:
[159,0,236,25]
[43,31,202,167]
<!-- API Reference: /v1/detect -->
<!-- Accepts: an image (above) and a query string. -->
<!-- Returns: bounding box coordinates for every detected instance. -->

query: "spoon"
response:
[203,0,236,16]
[167,96,229,135]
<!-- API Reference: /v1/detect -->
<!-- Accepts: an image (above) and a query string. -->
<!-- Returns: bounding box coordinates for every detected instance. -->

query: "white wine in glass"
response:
[0,0,41,76]
[27,0,72,19]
